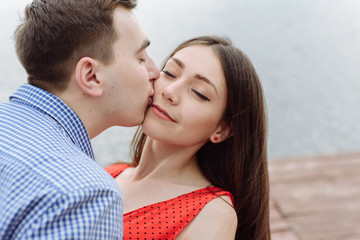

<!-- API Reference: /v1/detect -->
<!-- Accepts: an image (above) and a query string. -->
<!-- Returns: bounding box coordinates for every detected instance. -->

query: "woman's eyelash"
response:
[162,70,176,78]
[191,89,210,101]
[162,71,210,101]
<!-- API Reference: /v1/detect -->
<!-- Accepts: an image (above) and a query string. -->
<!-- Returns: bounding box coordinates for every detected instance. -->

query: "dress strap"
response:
[206,186,235,206]
[104,164,130,178]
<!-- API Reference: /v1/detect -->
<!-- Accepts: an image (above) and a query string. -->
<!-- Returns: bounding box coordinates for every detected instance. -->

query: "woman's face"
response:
[142,45,227,147]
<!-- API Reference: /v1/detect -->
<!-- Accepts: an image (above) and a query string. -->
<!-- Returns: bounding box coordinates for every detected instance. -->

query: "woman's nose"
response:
[161,82,180,105]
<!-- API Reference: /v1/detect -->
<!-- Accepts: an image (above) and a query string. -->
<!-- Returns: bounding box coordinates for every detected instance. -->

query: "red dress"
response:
[105,164,234,240]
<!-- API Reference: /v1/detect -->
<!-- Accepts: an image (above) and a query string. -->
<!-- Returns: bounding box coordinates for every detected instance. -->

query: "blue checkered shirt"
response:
[0,84,123,239]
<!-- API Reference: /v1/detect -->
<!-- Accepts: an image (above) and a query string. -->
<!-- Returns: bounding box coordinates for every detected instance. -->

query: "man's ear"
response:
[75,57,103,97]
[210,121,233,143]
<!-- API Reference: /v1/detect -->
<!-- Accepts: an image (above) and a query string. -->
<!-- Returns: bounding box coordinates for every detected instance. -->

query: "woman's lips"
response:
[151,105,176,123]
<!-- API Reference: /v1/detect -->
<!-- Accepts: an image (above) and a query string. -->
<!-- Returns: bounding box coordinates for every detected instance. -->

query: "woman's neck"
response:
[131,138,208,187]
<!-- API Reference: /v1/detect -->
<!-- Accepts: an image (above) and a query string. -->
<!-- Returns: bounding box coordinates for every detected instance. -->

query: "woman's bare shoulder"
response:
[176,195,237,240]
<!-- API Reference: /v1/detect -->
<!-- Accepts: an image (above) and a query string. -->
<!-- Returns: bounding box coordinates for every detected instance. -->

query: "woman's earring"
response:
[214,137,218,141]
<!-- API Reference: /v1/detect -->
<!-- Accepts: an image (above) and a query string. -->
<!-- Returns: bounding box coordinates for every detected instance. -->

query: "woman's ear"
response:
[210,121,233,143]
[75,57,103,97]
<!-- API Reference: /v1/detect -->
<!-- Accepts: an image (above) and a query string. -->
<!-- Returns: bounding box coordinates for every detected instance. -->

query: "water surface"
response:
[1,0,359,166]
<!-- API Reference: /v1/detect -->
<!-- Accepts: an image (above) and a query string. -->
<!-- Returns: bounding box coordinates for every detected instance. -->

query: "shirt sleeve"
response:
[20,188,123,240]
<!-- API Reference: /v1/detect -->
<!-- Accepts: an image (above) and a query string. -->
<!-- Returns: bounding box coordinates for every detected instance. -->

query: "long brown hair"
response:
[14,0,137,92]
[131,36,270,240]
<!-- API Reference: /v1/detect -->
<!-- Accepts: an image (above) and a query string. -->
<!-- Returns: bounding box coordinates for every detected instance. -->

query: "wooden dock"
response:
[269,152,360,240]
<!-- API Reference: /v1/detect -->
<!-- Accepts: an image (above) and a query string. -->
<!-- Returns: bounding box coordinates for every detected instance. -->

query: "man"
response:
[0,0,159,239]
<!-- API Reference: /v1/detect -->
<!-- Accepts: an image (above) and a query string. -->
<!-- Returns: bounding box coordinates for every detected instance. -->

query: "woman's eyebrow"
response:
[171,57,185,69]
[195,74,218,95]
[171,57,218,95]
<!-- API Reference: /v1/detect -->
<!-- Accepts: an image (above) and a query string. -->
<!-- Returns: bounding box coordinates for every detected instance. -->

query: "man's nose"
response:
[147,57,160,81]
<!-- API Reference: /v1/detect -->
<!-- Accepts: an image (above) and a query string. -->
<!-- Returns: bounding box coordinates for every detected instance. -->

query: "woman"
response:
[106,36,270,239]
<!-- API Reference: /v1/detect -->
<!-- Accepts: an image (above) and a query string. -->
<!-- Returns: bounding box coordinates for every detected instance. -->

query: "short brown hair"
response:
[14,0,137,92]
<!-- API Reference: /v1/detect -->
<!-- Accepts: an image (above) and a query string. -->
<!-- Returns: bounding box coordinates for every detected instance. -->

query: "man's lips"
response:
[147,87,155,107]
[147,97,153,107]
[151,104,176,123]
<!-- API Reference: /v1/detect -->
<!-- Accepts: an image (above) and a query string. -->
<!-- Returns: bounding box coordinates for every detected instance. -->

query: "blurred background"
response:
[1,0,359,167]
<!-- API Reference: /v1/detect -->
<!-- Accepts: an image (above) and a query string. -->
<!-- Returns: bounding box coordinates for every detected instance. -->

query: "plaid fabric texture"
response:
[0,84,123,239]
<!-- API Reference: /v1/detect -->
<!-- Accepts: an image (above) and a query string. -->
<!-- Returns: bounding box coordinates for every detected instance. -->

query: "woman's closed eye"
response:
[162,70,210,101]
[162,70,176,78]
[191,89,210,101]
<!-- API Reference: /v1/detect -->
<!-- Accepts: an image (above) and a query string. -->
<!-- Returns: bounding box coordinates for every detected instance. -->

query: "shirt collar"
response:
[9,83,95,160]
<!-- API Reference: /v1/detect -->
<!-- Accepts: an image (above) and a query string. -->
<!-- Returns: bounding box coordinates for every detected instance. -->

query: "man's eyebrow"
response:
[136,40,150,54]
[171,57,218,95]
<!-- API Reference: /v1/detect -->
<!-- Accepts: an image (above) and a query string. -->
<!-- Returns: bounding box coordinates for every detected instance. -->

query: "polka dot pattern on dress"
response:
[105,164,234,240]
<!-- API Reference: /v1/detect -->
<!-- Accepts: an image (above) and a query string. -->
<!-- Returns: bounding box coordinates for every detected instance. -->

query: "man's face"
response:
[99,7,160,127]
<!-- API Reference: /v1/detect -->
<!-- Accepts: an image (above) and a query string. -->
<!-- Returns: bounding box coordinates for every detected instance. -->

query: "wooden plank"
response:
[270,177,360,215]
[271,230,300,240]
[270,199,290,232]
[289,211,360,240]
[269,152,360,240]
[269,152,360,182]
